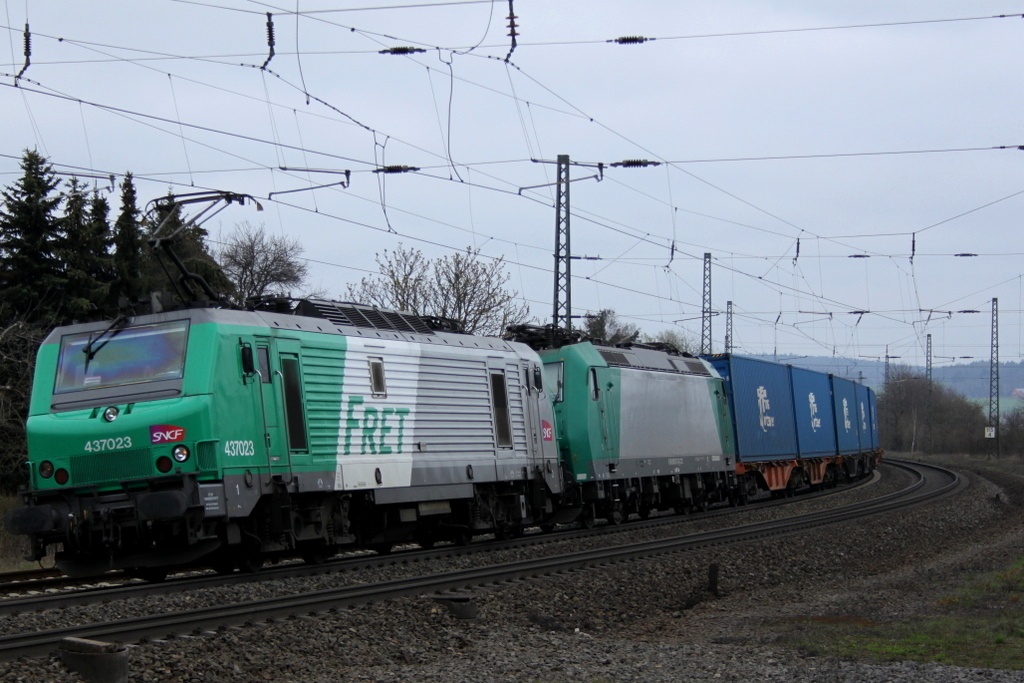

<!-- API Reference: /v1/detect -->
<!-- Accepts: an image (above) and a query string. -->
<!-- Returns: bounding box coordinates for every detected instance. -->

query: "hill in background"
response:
[747,354,1024,402]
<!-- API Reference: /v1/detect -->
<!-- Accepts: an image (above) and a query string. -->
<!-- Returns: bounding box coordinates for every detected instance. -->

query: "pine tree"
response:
[111,173,148,306]
[60,178,113,321]
[0,150,65,324]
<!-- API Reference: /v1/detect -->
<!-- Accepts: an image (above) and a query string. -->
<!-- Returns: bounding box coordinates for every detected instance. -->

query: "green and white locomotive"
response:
[534,339,739,525]
[9,301,564,577]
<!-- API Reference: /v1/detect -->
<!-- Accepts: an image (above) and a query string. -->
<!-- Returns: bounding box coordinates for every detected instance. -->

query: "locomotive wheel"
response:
[539,523,556,533]
[237,551,264,573]
[127,567,168,583]
[416,537,436,550]
[370,543,394,555]
[606,505,625,526]
[208,551,236,575]
[454,529,473,546]
[300,543,335,565]
[579,507,596,529]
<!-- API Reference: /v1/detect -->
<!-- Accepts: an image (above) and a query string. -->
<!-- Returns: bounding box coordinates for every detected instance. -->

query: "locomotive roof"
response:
[42,302,523,355]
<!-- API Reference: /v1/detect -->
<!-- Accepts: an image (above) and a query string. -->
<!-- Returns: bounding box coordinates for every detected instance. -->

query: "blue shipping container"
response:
[831,376,860,454]
[790,366,838,458]
[708,355,799,462]
[855,383,872,451]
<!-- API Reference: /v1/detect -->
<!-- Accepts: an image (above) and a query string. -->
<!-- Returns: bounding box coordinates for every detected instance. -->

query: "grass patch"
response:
[779,555,1024,670]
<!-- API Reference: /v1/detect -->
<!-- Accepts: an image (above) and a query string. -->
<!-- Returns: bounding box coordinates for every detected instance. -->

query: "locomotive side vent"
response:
[296,299,437,335]
[598,350,632,367]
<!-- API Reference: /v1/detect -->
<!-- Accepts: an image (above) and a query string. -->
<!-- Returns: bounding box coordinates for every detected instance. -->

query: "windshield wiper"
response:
[82,315,128,362]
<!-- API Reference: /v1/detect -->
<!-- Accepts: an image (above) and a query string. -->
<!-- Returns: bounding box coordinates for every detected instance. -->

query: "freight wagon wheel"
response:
[416,537,436,550]
[539,523,556,534]
[672,502,689,516]
[369,543,394,555]
[637,506,651,520]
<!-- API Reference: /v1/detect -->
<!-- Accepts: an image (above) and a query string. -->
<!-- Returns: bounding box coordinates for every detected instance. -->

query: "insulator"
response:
[379,46,426,55]
[373,165,420,174]
[266,13,275,47]
[614,35,649,44]
[23,24,31,57]
[612,159,659,168]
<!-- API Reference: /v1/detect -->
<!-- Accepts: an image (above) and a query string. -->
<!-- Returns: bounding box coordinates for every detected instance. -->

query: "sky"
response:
[2,0,1024,377]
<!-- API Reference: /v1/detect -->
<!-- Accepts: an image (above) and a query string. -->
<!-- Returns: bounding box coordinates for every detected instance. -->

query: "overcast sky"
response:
[3,1,1023,376]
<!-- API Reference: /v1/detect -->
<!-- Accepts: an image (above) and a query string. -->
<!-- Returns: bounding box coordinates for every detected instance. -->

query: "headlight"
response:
[103,406,119,422]
[39,461,54,478]
[172,445,190,463]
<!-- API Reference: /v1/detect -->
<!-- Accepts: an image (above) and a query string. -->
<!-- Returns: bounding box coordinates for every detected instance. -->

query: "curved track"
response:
[0,459,958,660]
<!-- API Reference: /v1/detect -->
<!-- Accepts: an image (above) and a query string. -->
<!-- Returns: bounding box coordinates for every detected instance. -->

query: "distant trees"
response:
[346,244,530,336]
[582,309,640,345]
[216,221,309,306]
[877,366,986,455]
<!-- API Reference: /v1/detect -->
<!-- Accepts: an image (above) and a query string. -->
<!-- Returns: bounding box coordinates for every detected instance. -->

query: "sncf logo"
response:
[541,420,554,442]
[150,425,186,444]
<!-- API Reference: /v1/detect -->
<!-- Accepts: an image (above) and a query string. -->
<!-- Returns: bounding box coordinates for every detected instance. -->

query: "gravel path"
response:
[3,460,1023,682]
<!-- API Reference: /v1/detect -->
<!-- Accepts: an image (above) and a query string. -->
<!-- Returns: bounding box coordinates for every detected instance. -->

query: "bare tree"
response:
[217,221,308,306]
[583,309,640,345]
[643,328,698,354]
[346,245,430,315]
[346,245,530,336]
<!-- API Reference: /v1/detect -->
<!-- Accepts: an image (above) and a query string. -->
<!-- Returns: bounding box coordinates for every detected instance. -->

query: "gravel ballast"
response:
[3,460,1023,682]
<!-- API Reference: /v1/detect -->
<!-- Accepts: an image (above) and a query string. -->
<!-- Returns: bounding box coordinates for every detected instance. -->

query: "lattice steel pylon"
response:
[701,253,712,355]
[990,297,1000,458]
[725,300,734,353]
[926,333,933,386]
[552,154,571,331]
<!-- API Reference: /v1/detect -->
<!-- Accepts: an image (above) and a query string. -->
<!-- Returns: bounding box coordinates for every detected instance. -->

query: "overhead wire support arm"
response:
[268,175,350,199]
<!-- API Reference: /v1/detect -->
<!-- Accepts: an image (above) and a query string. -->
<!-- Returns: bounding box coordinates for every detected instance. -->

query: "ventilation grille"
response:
[71,449,152,484]
[598,350,632,366]
[669,358,711,375]
[297,300,434,335]
[197,440,219,472]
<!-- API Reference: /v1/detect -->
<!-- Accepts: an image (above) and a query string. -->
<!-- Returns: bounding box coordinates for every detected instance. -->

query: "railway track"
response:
[0,463,878,605]
[0,459,957,660]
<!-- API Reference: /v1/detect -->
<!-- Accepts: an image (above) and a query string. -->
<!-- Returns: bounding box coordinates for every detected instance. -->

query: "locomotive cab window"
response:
[257,347,271,383]
[369,357,387,397]
[55,319,189,394]
[280,356,309,451]
[590,368,600,401]
[544,362,564,403]
[489,371,513,448]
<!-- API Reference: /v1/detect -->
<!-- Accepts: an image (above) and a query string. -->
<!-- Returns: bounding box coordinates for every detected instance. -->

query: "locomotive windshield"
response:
[54,320,189,394]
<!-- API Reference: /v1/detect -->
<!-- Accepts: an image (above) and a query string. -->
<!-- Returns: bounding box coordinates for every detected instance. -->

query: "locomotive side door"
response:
[253,338,283,477]
[255,337,310,484]
[521,360,543,461]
